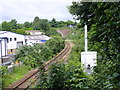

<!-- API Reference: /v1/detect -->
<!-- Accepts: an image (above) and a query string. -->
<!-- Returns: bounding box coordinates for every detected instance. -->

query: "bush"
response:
[36,28,93,89]
[16,36,65,68]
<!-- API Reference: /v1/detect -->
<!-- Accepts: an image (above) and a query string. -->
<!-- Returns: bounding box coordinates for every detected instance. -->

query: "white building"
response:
[25,35,50,46]
[25,30,50,46]
[0,31,25,55]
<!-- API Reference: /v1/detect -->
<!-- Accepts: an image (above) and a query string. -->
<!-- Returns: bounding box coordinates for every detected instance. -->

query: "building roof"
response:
[25,35,50,40]
[0,31,7,35]
[0,31,8,39]
[0,31,25,36]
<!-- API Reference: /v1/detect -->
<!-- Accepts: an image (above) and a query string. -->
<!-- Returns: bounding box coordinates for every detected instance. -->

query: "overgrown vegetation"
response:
[1,36,65,88]
[36,2,120,89]
[1,65,31,88]
[1,16,74,36]
[68,1,120,89]
[16,36,65,67]
[36,28,90,89]
[1,1,119,89]
[1,15,74,89]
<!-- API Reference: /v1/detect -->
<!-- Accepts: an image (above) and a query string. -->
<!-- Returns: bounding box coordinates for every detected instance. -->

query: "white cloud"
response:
[0,0,74,23]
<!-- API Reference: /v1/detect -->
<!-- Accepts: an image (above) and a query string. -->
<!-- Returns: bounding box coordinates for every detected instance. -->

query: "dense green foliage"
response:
[45,36,65,54]
[24,21,32,28]
[32,16,50,32]
[50,18,75,28]
[36,2,120,89]
[49,18,58,28]
[16,36,65,68]
[1,1,119,89]
[36,28,90,89]
[37,61,92,89]
[1,16,75,36]
[1,36,65,88]
[1,65,31,88]
[1,19,33,35]
[68,1,120,88]
[45,28,61,36]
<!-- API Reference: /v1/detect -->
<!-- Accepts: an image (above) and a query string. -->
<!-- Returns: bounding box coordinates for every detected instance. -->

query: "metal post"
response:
[85,25,88,52]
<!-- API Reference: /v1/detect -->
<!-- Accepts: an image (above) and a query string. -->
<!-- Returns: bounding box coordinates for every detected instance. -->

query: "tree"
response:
[57,21,66,27]
[50,18,58,28]
[15,29,27,35]
[68,2,92,25]
[1,19,24,31]
[45,36,65,54]
[65,20,75,26]
[17,24,24,29]
[68,2,120,88]
[1,21,11,31]
[32,16,40,30]
[9,19,18,30]
[39,19,50,32]
[24,21,31,28]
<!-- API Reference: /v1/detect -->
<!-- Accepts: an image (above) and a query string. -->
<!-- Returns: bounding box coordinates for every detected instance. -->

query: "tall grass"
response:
[2,65,32,88]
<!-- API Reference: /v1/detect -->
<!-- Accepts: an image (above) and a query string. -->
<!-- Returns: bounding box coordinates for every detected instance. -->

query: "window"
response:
[11,49,13,52]
[17,41,23,48]
[14,38,17,41]
[10,38,12,41]
[25,39,27,42]
[7,38,9,43]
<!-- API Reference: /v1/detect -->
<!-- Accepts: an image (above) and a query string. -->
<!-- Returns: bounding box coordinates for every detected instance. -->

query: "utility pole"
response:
[81,24,97,75]
[85,25,88,52]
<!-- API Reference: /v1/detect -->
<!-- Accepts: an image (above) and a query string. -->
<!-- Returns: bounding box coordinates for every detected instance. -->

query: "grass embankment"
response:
[2,65,32,88]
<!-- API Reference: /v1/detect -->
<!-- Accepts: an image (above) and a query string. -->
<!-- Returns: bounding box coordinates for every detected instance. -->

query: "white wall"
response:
[28,31,43,35]
[26,40,44,46]
[0,32,25,49]
[25,35,50,46]
[26,40,38,46]
[0,39,7,56]
[2,39,7,56]
[34,32,42,35]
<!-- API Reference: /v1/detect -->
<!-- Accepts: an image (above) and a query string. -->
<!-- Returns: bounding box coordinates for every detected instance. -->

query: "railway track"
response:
[6,41,71,90]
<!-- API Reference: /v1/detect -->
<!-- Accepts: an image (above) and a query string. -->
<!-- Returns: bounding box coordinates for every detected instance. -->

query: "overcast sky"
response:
[0,0,76,23]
